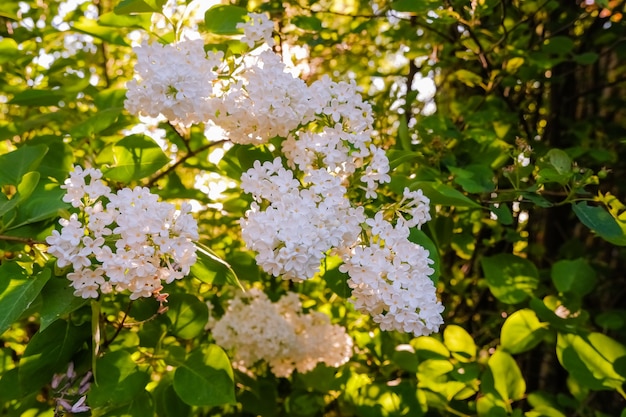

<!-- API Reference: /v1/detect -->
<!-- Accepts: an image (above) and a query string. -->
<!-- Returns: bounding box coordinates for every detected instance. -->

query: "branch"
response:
[0,235,45,245]
[146,139,228,188]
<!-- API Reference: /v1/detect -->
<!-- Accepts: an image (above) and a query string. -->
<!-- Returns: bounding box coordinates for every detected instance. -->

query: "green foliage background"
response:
[1,0,626,416]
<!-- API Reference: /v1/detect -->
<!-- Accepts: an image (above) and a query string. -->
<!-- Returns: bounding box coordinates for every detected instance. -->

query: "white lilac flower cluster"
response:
[211,289,353,378]
[123,12,444,336]
[46,166,198,300]
[125,38,224,126]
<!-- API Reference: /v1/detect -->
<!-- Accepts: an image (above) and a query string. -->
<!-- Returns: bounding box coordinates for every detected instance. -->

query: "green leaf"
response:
[390,0,438,12]
[412,336,450,360]
[173,345,235,407]
[9,90,67,107]
[324,267,352,299]
[166,293,209,340]
[0,264,51,336]
[99,12,152,30]
[72,17,130,46]
[542,36,575,55]
[39,277,89,331]
[155,382,191,417]
[572,202,625,242]
[449,164,495,193]
[204,5,248,35]
[18,319,89,394]
[291,15,323,31]
[0,38,19,63]
[88,349,151,407]
[191,242,242,289]
[0,144,48,186]
[500,309,550,354]
[573,52,599,65]
[556,332,626,393]
[102,391,154,417]
[29,136,74,182]
[409,181,481,208]
[5,180,67,230]
[488,349,526,402]
[546,149,572,175]
[70,107,123,138]
[397,116,411,151]
[551,258,596,297]
[408,228,440,283]
[0,171,40,225]
[454,69,483,88]
[443,325,476,362]
[490,203,513,225]
[505,57,525,73]
[114,0,166,14]
[100,134,170,182]
[481,254,539,304]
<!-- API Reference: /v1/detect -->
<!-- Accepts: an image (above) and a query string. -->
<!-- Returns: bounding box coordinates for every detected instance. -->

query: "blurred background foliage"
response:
[0,0,626,416]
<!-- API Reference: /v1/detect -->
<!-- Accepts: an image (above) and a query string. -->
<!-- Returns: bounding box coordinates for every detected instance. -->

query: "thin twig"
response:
[146,139,228,188]
[0,235,45,245]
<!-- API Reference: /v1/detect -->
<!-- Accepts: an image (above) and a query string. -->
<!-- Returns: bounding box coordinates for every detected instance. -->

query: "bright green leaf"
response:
[173,344,235,407]
[9,90,67,107]
[114,0,166,14]
[99,12,152,30]
[0,264,51,336]
[443,325,476,362]
[500,309,550,354]
[556,332,626,393]
[100,134,170,182]
[191,242,242,289]
[70,107,123,138]
[489,349,526,402]
[454,69,483,87]
[72,17,130,46]
[409,181,481,208]
[0,144,47,186]
[166,293,209,340]
[204,5,248,35]
[412,336,450,360]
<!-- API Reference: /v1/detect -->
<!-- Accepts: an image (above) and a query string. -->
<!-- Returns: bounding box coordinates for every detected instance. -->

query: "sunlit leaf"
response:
[443,325,476,362]
[100,134,169,182]
[489,349,526,402]
[191,242,242,289]
[0,144,47,186]
[500,309,550,354]
[166,293,209,340]
[173,344,235,407]
[409,181,482,208]
[204,5,247,35]
[0,264,50,336]
[18,319,89,395]
[556,332,626,394]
